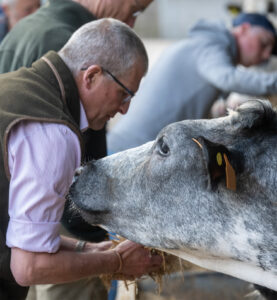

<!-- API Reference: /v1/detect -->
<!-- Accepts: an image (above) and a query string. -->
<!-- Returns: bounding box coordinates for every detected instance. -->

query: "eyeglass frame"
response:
[81,66,135,104]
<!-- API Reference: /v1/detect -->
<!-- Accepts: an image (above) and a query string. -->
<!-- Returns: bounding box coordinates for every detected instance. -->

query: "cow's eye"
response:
[158,137,170,156]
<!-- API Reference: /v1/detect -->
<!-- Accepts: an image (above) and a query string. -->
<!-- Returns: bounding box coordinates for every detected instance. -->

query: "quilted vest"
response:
[0,51,83,299]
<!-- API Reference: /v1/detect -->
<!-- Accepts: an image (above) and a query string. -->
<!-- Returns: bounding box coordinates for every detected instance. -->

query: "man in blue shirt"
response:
[108,13,277,153]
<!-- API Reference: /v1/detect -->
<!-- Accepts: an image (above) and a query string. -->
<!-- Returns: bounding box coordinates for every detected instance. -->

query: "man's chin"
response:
[89,121,106,131]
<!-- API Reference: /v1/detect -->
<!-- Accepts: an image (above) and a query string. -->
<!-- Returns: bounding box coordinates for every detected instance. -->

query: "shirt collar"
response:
[80,101,89,131]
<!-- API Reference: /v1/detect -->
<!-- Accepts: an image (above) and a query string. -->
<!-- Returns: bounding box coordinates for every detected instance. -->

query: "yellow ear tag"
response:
[223,153,236,191]
[216,152,223,166]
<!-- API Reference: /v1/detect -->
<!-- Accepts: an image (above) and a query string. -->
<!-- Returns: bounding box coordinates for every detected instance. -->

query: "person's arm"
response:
[10,236,161,286]
[197,41,277,96]
[7,122,162,286]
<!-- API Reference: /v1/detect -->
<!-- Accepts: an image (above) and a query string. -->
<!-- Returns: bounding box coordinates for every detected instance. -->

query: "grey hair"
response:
[58,18,148,77]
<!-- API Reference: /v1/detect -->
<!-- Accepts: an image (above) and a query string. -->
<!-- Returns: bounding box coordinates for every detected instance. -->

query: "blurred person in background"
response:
[0,0,153,73]
[0,0,40,42]
[108,13,277,153]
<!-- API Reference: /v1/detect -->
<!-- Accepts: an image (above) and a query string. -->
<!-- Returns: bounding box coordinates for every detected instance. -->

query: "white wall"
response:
[134,0,277,39]
[134,0,232,39]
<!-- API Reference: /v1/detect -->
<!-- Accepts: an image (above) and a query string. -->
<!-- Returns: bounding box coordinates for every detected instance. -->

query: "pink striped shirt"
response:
[6,103,88,253]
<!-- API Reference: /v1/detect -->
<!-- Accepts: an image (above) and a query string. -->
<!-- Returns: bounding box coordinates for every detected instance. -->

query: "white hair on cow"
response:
[58,18,148,77]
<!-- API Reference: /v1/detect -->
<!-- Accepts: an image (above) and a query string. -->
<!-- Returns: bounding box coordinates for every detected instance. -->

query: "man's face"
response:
[79,63,145,130]
[237,24,275,67]
[6,0,40,29]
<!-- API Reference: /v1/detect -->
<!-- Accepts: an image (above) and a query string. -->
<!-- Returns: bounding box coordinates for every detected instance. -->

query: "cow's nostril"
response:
[75,166,84,176]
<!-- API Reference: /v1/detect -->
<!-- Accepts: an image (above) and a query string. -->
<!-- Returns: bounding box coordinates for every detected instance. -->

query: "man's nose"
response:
[118,101,130,115]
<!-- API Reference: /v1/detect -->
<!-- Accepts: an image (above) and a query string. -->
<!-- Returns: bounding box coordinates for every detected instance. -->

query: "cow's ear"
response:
[192,137,237,191]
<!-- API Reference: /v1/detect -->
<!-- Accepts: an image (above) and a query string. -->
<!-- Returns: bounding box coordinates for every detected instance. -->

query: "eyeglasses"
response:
[81,67,135,104]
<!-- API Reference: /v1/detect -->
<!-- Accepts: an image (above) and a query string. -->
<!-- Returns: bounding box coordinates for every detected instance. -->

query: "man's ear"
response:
[82,65,102,89]
[192,137,243,191]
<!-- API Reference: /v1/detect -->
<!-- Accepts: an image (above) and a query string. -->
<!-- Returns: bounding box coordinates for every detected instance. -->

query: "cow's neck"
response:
[161,248,277,292]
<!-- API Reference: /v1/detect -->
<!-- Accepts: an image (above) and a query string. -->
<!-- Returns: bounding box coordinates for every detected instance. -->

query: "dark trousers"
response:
[0,279,28,300]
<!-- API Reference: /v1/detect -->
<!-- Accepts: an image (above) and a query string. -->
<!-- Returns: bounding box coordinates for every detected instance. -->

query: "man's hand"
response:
[10,238,161,286]
[113,240,162,278]
[84,239,162,278]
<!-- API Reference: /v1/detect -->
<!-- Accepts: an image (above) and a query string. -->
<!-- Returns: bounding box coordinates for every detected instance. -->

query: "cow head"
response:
[69,100,277,291]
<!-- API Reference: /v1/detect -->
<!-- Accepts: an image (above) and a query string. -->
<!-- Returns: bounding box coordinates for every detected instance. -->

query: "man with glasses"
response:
[0,1,153,299]
[0,0,153,73]
[0,0,152,236]
[0,0,40,43]
[0,18,162,300]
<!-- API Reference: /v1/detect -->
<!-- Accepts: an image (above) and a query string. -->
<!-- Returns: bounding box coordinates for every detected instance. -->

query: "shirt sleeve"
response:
[197,41,277,96]
[6,121,81,253]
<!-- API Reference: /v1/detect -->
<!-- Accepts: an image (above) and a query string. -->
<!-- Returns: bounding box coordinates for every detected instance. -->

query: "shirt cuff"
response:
[6,218,61,253]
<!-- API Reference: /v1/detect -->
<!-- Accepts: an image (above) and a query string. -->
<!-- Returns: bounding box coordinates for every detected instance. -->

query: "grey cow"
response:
[69,100,277,292]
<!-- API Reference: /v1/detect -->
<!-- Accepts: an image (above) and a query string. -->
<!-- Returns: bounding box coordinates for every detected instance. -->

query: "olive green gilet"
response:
[0,51,83,299]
